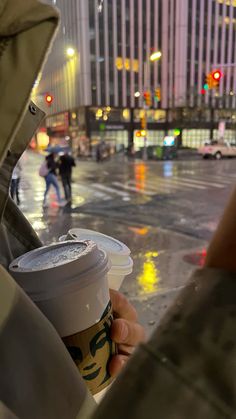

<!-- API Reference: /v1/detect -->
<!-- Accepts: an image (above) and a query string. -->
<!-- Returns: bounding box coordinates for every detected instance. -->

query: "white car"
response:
[198,140,236,159]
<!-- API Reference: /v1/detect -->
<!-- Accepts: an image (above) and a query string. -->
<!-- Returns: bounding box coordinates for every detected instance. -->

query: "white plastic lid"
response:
[67,228,132,272]
[9,240,109,300]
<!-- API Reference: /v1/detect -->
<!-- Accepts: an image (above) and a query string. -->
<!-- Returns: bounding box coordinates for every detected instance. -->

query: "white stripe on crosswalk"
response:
[215,174,236,182]
[74,184,110,199]
[92,183,130,197]
[147,177,206,190]
[128,180,177,193]
[171,176,224,188]
[187,175,233,185]
[112,182,155,195]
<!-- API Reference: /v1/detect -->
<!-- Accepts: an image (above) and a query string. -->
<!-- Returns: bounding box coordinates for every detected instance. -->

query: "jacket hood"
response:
[0,0,59,168]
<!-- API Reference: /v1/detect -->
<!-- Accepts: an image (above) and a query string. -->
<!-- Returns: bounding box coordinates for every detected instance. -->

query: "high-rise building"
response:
[33,0,236,153]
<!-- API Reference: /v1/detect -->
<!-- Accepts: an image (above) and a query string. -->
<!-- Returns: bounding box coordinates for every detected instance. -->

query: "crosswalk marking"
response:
[92,183,130,197]
[147,177,207,190]
[171,176,224,188]
[215,174,236,182]
[112,181,155,195]
[187,175,233,185]
[21,170,234,205]
[128,180,178,193]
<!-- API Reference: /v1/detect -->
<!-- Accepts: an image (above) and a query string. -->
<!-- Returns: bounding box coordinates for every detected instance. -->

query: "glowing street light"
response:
[150,51,162,62]
[66,47,75,58]
[134,91,141,97]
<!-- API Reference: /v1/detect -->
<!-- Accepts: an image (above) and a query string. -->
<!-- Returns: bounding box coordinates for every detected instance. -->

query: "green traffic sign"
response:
[99,123,106,131]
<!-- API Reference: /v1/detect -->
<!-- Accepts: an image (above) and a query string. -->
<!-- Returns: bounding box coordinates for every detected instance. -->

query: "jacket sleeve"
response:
[0,265,96,419]
[92,268,236,419]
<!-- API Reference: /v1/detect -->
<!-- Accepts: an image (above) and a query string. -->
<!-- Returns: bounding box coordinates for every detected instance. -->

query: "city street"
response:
[20,151,236,335]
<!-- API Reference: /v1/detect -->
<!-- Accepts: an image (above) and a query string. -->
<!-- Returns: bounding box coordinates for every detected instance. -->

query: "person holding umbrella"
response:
[41,153,64,208]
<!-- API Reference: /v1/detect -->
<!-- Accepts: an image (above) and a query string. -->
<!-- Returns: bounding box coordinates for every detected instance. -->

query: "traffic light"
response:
[143,91,152,107]
[206,73,214,89]
[204,70,222,92]
[140,116,147,129]
[136,130,141,137]
[212,69,223,86]
[45,93,53,106]
[154,88,161,101]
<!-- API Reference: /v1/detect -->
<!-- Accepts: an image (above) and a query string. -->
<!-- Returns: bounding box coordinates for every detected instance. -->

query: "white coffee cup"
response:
[60,228,133,290]
[9,240,109,335]
[9,240,116,396]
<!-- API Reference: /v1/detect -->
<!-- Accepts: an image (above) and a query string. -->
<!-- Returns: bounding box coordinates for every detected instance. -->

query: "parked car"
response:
[198,140,236,159]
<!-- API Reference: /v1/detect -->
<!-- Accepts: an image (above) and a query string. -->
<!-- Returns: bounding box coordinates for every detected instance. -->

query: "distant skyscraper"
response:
[33,0,236,151]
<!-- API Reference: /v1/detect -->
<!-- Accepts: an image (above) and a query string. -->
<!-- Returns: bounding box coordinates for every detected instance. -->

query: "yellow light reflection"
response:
[134,162,147,191]
[72,196,85,206]
[137,251,160,295]
[128,226,149,235]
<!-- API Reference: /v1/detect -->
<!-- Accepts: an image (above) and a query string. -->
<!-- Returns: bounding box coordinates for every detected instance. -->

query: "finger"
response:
[109,354,128,377]
[117,343,135,356]
[111,318,146,346]
[110,289,138,322]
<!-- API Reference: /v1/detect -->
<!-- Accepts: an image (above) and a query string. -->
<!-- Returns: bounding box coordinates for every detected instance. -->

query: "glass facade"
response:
[37,1,236,152]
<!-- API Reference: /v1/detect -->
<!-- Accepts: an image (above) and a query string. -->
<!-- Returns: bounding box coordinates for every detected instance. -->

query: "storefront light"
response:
[96,108,103,118]
[122,109,130,120]
[106,106,111,112]
[134,91,140,98]
[150,51,162,62]
[72,112,77,119]
[103,115,108,121]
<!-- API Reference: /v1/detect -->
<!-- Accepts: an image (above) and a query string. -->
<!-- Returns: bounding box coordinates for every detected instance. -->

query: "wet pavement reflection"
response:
[19,151,235,335]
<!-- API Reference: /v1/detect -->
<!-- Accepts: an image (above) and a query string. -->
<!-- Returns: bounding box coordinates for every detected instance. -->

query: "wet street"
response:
[19,151,236,335]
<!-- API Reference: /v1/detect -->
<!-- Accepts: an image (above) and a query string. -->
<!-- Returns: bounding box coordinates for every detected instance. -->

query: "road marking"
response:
[128,180,176,194]
[188,175,233,185]
[73,184,110,199]
[92,183,130,197]
[217,174,236,181]
[112,182,155,195]
[147,177,207,190]
[171,176,225,188]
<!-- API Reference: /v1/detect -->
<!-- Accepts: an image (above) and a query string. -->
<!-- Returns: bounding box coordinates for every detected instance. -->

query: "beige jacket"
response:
[0,1,95,418]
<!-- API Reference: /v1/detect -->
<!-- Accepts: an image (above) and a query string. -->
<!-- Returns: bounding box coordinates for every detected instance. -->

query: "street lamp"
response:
[66,47,75,58]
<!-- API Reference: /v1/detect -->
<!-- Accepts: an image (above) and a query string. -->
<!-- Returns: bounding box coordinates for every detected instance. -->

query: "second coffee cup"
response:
[9,240,116,396]
[60,228,133,290]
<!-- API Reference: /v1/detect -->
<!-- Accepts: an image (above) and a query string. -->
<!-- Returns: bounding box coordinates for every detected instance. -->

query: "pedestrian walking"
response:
[40,153,63,207]
[58,152,76,202]
[96,142,102,162]
[10,160,22,205]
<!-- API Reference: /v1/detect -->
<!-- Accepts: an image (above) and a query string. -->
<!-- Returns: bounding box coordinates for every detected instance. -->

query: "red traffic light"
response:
[45,94,53,105]
[212,70,222,81]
